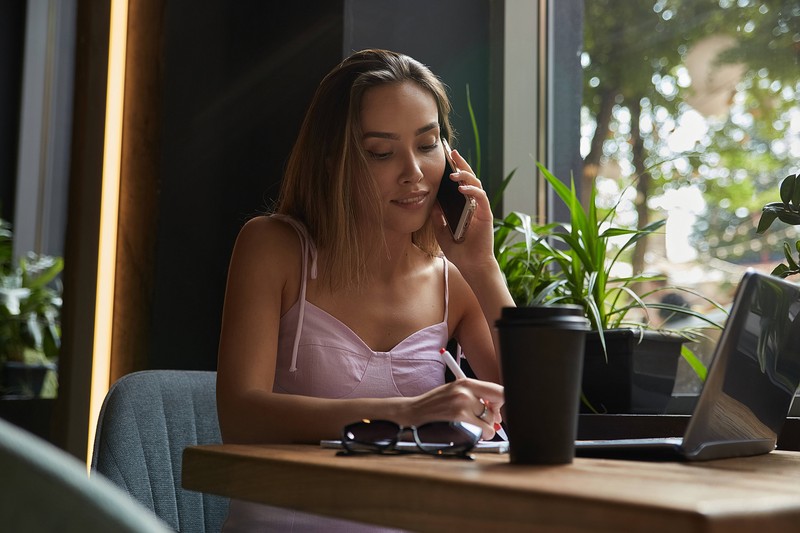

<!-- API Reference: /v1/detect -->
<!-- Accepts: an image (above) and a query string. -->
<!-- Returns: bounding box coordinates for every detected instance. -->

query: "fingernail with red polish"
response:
[494,423,502,431]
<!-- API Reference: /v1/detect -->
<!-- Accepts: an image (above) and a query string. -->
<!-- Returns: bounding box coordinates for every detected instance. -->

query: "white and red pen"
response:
[440,348,508,441]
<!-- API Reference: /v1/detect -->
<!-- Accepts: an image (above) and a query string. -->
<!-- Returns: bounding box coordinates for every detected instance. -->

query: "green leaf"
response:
[609,219,666,268]
[645,303,724,330]
[531,280,564,304]
[23,313,44,352]
[537,163,579,216]
[600,227,639,238]
[777,211,800,225]
[555,231,596,270]
[791,174,800,208]
[784,242,799,270]
[0,287,29,315]
[681,345,707,382]
[490,169,517,211]
[580,391,600,414]
[780,173,795,205]
[21,255,64,289]
[583,289,606,334]
[772,264,791,277]
[756,208,779,234]
[466,84,481,179]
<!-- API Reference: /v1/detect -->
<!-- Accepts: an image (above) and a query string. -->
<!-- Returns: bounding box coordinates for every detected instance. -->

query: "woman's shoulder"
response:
[439,256,476,309]
[233,215,303,269]
[440,255,466,285]
[237,214,303,243]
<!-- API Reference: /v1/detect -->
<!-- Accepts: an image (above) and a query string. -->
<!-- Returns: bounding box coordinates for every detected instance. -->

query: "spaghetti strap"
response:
[441,256,464,364]
[271,214,317,372]
[442,255,450,323]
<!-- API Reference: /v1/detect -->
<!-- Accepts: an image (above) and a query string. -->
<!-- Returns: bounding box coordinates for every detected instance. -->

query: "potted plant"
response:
[0,217,62,398]
[494,164,723,413]
[756,172,800,279]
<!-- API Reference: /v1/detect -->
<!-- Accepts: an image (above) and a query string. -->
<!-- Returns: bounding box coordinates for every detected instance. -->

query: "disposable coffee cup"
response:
[496,305,590,465]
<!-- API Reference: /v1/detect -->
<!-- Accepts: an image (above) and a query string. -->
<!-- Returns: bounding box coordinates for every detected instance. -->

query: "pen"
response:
[440,347,467,380]
[439,348,508,441]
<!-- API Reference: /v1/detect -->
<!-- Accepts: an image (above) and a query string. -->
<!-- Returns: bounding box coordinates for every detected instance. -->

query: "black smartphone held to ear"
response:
[436,139,476,243]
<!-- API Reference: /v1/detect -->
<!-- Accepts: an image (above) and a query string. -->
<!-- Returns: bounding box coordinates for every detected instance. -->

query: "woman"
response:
[217,49,514,531]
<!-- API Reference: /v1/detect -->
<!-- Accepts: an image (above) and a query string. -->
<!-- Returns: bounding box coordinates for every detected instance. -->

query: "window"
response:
[580,0,800,392]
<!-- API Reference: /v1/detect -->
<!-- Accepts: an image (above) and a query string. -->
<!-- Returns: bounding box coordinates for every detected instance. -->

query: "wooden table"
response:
[183,444,800,532]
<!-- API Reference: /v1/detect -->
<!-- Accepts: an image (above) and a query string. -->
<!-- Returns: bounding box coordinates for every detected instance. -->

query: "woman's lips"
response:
[392,192,428,207]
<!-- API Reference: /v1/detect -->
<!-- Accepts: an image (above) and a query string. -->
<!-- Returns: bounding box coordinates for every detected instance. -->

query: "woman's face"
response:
[359,81,445,238]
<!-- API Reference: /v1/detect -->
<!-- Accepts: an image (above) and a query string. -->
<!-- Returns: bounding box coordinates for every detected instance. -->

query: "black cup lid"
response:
[500,305,585,320]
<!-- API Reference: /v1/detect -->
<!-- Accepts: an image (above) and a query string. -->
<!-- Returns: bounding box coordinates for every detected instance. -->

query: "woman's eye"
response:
[367,151,391,160]
[420,142,438,152]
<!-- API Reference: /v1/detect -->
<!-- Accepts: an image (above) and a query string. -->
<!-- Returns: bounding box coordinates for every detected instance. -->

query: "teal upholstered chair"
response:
[91,370,229,532]
[0,416,171,532]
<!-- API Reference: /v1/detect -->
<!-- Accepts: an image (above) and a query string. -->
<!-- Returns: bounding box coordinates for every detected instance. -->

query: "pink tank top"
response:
[271,215,450,398]
[224,216,441,532]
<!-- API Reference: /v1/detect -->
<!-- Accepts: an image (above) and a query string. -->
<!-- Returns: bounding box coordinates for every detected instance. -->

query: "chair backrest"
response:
[0,416,172,533]
[91,370,229,532]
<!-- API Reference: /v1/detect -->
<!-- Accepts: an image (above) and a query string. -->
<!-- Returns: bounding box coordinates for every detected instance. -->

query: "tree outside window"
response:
[580,0,799,391]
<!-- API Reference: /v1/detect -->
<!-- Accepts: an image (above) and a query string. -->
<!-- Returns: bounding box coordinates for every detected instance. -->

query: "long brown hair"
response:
[275,49,454,290]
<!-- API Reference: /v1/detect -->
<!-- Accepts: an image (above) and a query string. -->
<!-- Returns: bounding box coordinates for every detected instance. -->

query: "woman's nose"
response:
[400,154,424,184]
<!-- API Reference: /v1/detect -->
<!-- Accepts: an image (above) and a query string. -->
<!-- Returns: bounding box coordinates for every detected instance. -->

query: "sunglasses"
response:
[340,419,481,459]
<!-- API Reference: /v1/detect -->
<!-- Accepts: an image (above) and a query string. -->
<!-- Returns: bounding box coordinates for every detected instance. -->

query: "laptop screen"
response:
[683,271,800,453]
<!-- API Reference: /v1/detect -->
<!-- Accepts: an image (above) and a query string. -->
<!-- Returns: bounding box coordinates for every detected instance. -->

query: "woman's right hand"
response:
[406,378,504,440]
[432,149,497,274]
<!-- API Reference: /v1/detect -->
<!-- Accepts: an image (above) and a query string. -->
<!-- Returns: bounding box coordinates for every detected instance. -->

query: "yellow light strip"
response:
[87,0,128,465]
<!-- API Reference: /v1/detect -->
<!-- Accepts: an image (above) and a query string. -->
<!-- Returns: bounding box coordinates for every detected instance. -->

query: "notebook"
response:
[575,270,800,461]
[320,439,509,454]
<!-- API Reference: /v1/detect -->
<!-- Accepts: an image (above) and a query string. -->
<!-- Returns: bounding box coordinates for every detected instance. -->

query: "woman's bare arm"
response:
[433,150,515,378]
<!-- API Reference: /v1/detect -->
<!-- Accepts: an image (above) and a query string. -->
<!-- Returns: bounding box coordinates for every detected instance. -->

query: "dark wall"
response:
[150,2,345,369]
[0,1,26,221]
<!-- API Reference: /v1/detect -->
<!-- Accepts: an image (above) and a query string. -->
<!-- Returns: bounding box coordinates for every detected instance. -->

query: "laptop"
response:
[575,270,800,461]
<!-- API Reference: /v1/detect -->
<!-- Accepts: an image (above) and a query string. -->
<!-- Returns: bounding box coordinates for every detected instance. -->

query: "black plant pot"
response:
[1,361,57,399]
[580,329,684,414]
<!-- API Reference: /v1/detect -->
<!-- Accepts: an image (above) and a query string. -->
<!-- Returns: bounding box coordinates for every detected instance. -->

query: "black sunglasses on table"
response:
[340,419,482,460]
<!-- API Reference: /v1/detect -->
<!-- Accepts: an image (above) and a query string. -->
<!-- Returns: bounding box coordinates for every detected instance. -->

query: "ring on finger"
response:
[476,398,490,422]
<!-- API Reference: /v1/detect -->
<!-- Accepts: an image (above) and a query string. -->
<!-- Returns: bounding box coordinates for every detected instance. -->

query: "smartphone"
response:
[436,139,476,242]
